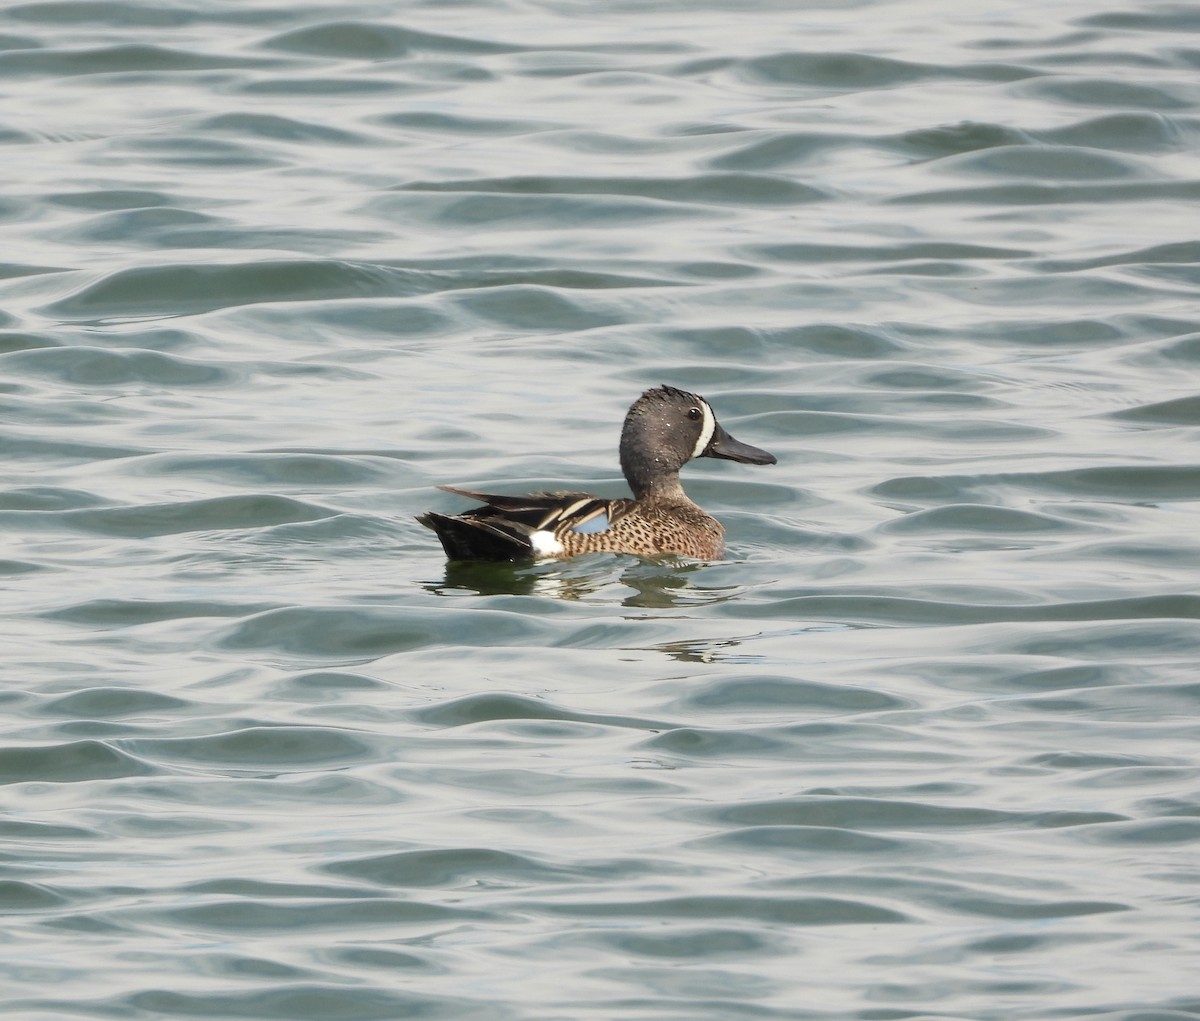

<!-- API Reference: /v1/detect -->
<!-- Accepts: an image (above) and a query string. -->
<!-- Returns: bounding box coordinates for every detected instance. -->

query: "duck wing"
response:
[420,487,636,561]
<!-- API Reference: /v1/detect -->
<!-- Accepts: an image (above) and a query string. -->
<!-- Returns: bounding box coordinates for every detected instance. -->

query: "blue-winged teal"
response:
[418,385,776,561]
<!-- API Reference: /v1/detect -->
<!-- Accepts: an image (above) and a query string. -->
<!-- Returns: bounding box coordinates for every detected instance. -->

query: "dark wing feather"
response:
[421,487,638,560]
[436,486,592,526]
[542,497,637,536]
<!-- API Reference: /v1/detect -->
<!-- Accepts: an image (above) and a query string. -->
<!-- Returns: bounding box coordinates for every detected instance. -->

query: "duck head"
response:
[619,385,776,498]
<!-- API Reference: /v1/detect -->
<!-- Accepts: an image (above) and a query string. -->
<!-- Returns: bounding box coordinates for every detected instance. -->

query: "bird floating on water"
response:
[418,385,776,561]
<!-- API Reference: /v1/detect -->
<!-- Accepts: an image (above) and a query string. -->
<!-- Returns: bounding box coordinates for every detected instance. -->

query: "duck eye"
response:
[688,407,702,420]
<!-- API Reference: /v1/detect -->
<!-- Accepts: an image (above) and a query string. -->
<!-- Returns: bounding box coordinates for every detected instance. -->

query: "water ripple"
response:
[5,0,1200,1018]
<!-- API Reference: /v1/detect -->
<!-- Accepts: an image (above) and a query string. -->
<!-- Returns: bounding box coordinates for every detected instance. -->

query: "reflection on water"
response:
[427,553,743,609]
[645,635,753,665]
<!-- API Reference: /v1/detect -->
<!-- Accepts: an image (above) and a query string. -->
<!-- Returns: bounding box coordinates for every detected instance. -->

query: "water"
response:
[3,1,1200,1018]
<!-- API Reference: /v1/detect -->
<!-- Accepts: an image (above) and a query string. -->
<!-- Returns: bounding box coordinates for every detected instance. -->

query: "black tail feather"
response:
[417,512,533,562]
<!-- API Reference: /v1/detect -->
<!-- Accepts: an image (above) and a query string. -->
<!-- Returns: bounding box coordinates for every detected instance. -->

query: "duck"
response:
[417,385,776,561]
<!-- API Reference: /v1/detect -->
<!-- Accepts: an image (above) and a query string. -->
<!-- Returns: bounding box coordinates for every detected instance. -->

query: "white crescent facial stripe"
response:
[690,401,716,460]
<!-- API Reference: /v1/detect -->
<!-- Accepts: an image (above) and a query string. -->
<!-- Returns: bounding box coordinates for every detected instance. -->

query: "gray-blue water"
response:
[3,1,1200,1018]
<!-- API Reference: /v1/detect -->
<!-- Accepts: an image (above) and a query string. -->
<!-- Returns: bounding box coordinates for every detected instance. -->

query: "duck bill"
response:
[703,422,777,465]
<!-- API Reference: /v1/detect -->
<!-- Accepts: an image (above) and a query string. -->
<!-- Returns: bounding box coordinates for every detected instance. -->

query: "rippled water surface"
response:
[4,1,1200,1018]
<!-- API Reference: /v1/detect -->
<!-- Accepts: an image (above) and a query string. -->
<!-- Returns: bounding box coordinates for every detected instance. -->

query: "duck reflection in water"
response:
[424,554,744,610]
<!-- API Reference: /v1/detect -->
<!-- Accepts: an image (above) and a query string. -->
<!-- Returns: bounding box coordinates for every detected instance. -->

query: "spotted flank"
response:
[418,385,776,561]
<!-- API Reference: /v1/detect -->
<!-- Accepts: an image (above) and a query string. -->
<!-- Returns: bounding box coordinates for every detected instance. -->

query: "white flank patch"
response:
[529,530,565,557]
[690,401,717,459]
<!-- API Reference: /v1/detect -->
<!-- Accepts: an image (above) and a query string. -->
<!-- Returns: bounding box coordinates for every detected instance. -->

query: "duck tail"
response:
[416,512,533,562]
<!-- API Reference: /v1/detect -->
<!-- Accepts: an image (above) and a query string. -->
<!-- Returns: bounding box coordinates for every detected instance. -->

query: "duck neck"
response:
[627,466,689,505]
